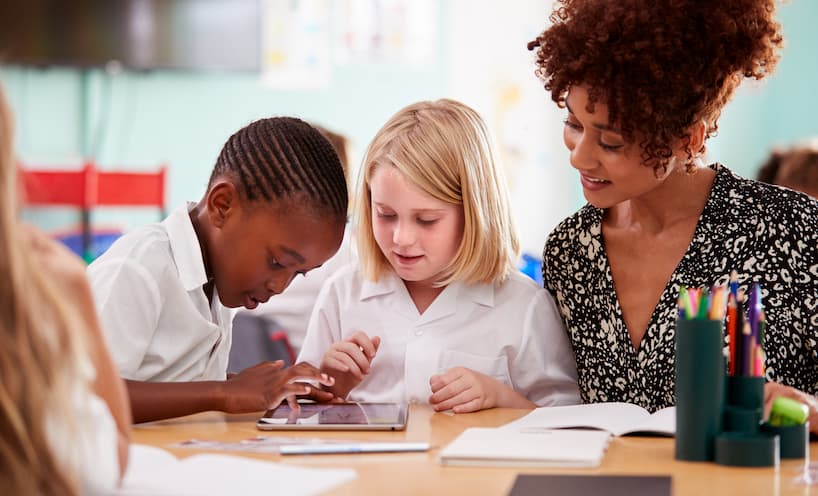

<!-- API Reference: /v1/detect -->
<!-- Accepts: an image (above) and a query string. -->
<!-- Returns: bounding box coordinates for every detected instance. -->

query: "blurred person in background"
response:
[756,141,818,199]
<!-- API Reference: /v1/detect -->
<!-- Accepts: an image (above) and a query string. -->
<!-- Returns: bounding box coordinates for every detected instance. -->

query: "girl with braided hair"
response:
[88,117,349,423]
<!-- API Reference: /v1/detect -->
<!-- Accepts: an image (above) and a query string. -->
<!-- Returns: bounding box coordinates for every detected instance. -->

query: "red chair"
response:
[19,161,167,261]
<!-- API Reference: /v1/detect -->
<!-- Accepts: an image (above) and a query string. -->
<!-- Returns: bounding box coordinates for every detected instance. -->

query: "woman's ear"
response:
[206,181,238,228]
[685,120,707,157]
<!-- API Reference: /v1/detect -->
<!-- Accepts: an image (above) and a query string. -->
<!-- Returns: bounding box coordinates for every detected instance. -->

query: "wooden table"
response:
[132,405,817,495]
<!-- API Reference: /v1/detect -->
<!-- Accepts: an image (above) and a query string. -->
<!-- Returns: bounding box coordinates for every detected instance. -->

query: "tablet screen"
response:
[257,402,408,430]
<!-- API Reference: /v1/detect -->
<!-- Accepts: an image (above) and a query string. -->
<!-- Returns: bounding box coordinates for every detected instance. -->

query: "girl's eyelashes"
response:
[377,211,438,226]
[268,257,284,270]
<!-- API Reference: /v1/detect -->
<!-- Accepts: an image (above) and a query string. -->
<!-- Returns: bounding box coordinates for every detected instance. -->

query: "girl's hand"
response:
[222,361,335,413]
[764,381,818,434]
[320,331,381,399]
[429,367,535,413]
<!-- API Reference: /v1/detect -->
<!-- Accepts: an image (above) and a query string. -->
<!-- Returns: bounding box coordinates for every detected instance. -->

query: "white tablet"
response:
[256,402,409,431]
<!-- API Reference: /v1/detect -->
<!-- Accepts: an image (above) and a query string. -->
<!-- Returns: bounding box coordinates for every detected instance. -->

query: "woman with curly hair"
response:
[528,0,818,430]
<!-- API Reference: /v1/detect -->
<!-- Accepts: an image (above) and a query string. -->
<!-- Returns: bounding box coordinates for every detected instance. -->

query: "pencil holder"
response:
[723,406,762,433]
[675,319,725,462]
[714,432,779,467]
[723,376,764,433]
[727,376,764,409]
[761,422,809,459]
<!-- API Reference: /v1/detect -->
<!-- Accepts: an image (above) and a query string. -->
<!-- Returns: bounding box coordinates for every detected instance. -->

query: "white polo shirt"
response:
[88,203,233,382]
[298,264,580,406]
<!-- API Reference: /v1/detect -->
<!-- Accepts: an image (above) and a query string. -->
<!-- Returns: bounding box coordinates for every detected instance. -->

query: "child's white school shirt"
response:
[88,203,233,382]
[298,264,580,406]
[46,360,119,495]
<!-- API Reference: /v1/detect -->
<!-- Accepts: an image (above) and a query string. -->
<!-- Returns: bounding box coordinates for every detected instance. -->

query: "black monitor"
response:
[0,0,260,72]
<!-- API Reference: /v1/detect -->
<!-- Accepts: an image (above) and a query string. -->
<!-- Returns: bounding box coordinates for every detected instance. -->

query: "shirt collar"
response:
[359,270,496,307]
[164,202,209,292]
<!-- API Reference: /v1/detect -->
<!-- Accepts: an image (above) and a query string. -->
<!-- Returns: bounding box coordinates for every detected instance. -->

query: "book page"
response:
[501,403,658,436]
[623,406,675,436]
[117,444,356,496]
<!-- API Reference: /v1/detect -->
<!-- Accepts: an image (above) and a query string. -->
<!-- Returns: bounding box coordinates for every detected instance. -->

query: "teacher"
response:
[528,0,818,430]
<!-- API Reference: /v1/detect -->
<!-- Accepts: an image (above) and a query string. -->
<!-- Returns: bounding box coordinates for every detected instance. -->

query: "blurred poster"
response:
[262,0,332,89]
[333,0,437,66]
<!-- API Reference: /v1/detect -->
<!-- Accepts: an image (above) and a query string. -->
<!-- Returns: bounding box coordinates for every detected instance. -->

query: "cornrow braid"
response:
[208,117,348,219]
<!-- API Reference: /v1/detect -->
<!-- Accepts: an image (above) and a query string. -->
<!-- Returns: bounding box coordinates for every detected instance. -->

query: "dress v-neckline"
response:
[596,167,723,361]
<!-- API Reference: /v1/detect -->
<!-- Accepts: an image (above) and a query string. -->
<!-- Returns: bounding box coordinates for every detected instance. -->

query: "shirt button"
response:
[409,397,419,405]
[415,329,423,336]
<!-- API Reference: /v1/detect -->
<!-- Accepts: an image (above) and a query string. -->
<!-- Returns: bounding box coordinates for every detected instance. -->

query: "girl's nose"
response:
[392,221,415,247]
[266,272,297,296]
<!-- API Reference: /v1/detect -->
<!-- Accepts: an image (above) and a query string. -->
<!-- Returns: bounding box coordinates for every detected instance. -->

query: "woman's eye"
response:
[268,258,284,269]
[376,211,396,219]
[563,118,581,131]
[599,141,624,152]
[417,218,438,226]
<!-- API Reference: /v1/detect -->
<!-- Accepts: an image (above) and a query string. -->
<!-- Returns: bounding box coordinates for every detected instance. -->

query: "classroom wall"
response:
[2,1,817,253]
[706,0,818,178]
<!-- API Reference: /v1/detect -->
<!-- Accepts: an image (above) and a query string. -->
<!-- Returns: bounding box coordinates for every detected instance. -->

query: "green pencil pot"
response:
[723,376,765,433]
[727,376,764,410]
[723,405,762,433]
[714,432,779,467]
[761,422,809,459]
[675,319,725,462]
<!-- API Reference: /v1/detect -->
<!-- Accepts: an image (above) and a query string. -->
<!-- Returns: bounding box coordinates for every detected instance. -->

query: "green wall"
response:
[707,0,818,178]
[3,1,817,233]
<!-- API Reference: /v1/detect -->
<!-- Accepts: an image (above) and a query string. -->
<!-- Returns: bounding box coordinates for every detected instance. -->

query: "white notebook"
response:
[501,403,676,437]
[438,427,611,468]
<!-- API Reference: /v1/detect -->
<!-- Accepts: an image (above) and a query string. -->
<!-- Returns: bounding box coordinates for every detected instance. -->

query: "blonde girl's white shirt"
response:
[88,203,233,382]
[298,264,581,406]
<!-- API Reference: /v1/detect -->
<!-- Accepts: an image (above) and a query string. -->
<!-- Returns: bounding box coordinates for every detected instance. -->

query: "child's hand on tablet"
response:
[428,366,535,413]
[222,361,335,413]
[320,331,381,399]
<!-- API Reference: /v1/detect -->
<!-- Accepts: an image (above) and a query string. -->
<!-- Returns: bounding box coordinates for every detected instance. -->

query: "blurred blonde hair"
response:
[0,84,89,495]
[355,98,519,286]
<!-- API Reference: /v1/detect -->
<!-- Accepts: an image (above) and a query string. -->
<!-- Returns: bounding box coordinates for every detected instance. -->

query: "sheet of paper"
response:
[116,444,356,496]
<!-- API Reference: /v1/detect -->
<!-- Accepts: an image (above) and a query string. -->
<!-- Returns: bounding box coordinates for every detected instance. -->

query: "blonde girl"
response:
[299,99,579,413]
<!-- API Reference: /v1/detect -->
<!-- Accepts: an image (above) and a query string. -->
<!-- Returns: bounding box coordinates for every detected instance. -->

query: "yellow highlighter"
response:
[768,397,809,427]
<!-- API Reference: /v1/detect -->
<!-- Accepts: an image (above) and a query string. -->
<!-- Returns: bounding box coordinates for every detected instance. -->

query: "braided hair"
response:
[208,117,348,220]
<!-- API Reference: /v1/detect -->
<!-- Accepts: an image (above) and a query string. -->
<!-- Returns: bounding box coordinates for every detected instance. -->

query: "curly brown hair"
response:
[527,0,783,173]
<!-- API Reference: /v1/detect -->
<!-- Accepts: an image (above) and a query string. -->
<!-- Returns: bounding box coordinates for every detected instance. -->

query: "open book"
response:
[116,444,356,496]
[502,403,676,437]
[439,427,611,468]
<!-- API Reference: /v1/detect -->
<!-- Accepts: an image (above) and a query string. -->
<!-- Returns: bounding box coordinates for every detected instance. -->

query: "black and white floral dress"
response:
[543,163,818,412]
